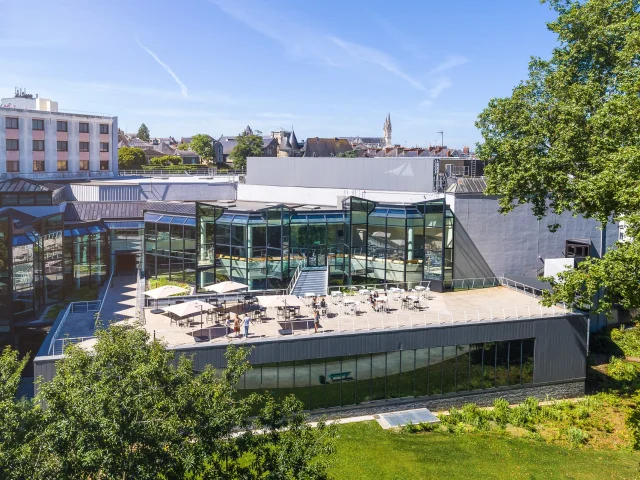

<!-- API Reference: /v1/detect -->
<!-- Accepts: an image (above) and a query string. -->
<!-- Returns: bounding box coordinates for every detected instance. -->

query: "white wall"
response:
[237,184,443,207]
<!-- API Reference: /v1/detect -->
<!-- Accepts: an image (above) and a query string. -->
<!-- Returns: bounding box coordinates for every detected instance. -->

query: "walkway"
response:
[98,275,138,325]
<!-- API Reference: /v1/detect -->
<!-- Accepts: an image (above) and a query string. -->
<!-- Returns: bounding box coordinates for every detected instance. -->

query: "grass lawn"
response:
[330,421,640,480]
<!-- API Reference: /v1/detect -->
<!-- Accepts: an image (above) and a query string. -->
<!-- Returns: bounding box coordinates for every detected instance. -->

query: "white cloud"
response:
[136,38,188,98]
[211,0,424,90]
[328,36,425,91]
[420,77,453,107]
[430,55,469,74]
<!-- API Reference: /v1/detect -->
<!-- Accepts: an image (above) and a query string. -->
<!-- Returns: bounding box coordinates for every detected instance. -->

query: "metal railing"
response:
[499,277,547,298]
[135,267,146,324]
[451,277,501,290]
[286,263,304,295]
[118,168,245,177]
[327,280,431,295]
[46,269,115,356]
[155,300,576,345]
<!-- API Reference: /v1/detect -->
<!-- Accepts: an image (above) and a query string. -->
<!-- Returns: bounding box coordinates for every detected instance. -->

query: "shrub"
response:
[460,403,490,431]
[509,397,540,429]
[566,426,588,445]
[491,398,511,428]
[608,356,640,383]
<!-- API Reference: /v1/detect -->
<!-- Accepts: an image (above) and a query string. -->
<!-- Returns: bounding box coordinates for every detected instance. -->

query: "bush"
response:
[509,397,540,429]
[566,426,588,445]
[491,398,511,428]
[608,356,640,383]
[460,403,490,431]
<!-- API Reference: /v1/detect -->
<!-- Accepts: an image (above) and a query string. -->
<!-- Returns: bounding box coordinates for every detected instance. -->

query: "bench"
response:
[328,371,352,382]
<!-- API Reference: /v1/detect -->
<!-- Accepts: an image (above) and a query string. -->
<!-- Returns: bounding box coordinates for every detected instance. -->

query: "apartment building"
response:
[0,97,118,179]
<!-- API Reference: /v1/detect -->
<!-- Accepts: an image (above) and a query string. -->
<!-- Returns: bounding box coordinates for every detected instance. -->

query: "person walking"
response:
[233,314,240,338]
[314,309,320,334]
[243,313,251,338]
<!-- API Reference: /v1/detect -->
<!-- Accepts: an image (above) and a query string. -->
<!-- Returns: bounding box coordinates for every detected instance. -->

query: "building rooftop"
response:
[446,177,488,194]
[64,201,196,221]
[129,285,571,350]
[0,178,64,193]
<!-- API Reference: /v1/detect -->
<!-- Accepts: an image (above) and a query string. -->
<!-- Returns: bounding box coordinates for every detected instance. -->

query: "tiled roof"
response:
[64,201,196,222]
[302,138,353,157]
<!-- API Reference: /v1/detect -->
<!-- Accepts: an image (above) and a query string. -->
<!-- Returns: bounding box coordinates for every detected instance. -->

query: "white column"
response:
[0,115,6,174]
[111,117,118,176]
[44,118,56,173]
[89,121,100,172]
[407,227,414,261]
[68,119,79,173]
[19,117,31,173]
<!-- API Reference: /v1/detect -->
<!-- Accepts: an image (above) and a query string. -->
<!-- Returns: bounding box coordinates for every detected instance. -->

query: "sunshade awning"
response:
[257,295,306,308]
[144,285,188,299]
[164,300,217,318]
[203,281,249,293]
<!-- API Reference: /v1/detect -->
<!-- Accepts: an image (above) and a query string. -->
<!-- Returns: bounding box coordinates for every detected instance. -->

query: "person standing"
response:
[243,313,251,338]
[314,309,320,334]
[233,315,240,338]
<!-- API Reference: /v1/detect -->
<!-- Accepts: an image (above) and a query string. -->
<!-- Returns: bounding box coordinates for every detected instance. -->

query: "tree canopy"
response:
[230,131,264,170]
[117,146,146,169]
[176,142,190,151]
[337,150,359,158]
[137,123,150,142]
[149,155,181,167]
[475,0,640,313]
[0,327,336,479]
[190,134,215,163]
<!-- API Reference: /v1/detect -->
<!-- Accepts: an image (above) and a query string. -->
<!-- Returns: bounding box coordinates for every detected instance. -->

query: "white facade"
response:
[0,107,118,179]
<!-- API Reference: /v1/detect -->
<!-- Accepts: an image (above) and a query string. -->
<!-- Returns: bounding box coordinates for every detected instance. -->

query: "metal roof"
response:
[446,177,488,194]
[64,201,196,221]
[0,178,63,193]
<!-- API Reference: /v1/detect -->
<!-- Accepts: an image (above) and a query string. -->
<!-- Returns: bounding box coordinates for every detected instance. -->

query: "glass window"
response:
[57,141,68,152]
[79,122,89,133]
[442,346,457,394]
[32,119,44,130]
[260,363,278,398]
[371,353,386,401]
[386,351,400,400]
[522,338,535,384]
[341,356,357,406]
[277,361,295,402]
[415,348,429,397]
[456,345,470,392]
[324,357,342,408]
[356,354,371,404]
[508,340,522,386]
[294,360,310,410]
[6,139,18,150]
[79,142,89,152]
[310,358,326,410]
[399,350,415,398]
[57,161,68,171]
[495,341,509,387]
[56,121,68,132]
[428,347,442,395]
[6,161,19,173]
[469,343,484,390]
[483,342,496,388]
[79,160,89,171]
[6,117,18,129]
[100,142,109,152]
[100,161,109,171]
[32,140,44,151]
[99,124,109,134]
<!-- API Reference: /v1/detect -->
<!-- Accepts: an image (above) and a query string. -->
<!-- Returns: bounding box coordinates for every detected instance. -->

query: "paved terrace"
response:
[136,286,572,349]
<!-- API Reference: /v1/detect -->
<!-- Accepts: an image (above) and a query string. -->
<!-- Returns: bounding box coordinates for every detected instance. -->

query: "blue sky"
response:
[0,0,558,148]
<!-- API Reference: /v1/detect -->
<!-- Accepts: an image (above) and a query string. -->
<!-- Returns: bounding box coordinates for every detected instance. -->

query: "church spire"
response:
[383,113,392,147]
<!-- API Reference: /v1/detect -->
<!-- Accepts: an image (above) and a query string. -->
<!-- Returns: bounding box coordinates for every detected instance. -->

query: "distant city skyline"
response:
[0,0,558,147]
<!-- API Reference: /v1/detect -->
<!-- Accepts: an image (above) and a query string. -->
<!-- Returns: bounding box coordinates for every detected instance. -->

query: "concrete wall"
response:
[247,156,436,193]
[66,181,237,202]
[452,194,619,279]
[237,183,442,207]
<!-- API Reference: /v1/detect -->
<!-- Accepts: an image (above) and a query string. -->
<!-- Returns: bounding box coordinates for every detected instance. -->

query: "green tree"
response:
[150,155,181,167]
[118,146,146,169]
[176,142,190,151]
[230,131,263,170]
[475,0,640,313]
[1,327,336,479]
[137,123,150,142]
[337,149,359,158]
[190,134,215,164]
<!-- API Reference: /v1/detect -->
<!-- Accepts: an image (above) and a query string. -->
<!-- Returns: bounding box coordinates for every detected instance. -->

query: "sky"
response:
[0,0,559,148]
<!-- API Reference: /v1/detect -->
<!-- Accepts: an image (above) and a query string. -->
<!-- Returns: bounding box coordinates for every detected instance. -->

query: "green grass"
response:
[330,421,640,480]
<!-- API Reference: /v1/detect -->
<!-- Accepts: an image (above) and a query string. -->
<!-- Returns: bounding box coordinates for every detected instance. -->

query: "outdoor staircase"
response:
[290,267,328,297]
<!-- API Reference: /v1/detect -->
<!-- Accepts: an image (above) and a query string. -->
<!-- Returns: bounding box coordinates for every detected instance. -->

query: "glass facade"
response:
[234,339,535,411]
[144,213,196,283]
[63,223,109,289]
[186,197,453,292]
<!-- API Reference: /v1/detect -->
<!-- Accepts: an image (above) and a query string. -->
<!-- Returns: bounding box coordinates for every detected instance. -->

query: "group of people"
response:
[368,290,387,312]
[224,312,251,339]
[311,296,327,334]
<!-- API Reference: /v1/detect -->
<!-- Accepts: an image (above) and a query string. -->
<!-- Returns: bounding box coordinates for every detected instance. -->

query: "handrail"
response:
[94,267,115,326]
[118,169,245,177]
[135,267,146,325]
[286,262,304,295]
[327,280,431,295]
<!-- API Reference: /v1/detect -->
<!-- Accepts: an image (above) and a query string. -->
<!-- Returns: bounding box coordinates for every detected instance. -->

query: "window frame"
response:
[79,122,89,133]
[100,142,109,152]
[57,160,68,172]
[6,161,19,173]
[33,160,45,172]
[100,160,110,171]
[6,117,18,129]
[99,124,109,134]
[79,141,90,152]
[56,120,68,132]
[6,139,19,151]
[57,141,68,152]
[32,119,44,131]
[79,160,90,171]
[32,140,45,152]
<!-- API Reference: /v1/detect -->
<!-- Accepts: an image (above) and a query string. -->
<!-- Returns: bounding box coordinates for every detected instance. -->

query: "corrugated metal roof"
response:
[64,201,195,221]
[446,177,488,194]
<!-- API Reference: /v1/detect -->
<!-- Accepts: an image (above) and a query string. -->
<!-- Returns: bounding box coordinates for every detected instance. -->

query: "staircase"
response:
[290,267,328,297]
